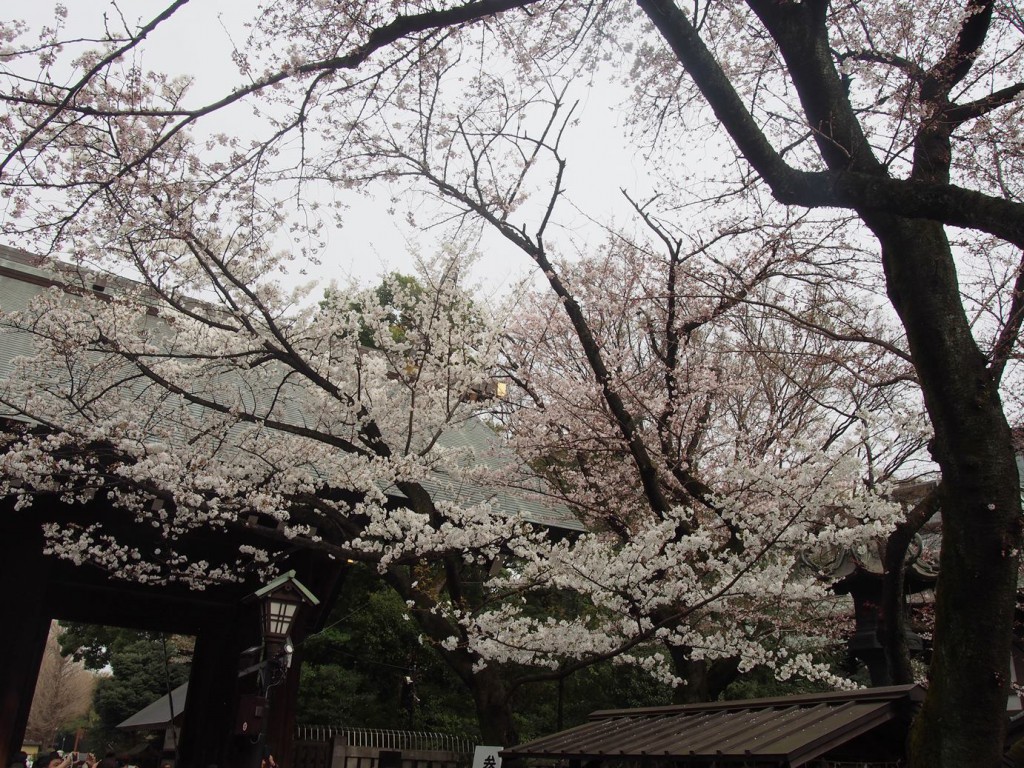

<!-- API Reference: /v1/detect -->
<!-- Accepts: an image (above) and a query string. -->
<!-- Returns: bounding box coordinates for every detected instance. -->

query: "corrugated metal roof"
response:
[0,248,584,532]
[502,685,923,767]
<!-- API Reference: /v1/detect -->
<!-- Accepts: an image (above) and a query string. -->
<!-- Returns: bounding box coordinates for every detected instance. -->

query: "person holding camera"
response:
[51,751,98,768]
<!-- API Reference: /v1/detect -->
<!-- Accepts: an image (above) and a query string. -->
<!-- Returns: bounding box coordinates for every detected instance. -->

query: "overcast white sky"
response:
[11,1,656,297]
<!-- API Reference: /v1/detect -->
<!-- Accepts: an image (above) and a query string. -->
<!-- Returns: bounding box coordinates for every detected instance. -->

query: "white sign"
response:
[472,746,503,768]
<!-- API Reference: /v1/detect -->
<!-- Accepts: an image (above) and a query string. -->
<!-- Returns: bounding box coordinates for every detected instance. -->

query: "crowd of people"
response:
[10,749,269,768]
[9,751,130,768]
[10,745,273,768]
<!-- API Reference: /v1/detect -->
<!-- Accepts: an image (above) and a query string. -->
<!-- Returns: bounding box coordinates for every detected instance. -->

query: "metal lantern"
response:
[261,584,300,642]
[253,570,320,645]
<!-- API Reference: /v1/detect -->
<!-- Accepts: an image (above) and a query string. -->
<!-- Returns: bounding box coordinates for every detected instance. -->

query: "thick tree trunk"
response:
[636,0,1019,761]
[385,566,520,746]
[866,215,1022,766]
[420,623,519,745]
[877,530,914,687]
[878,487,941,687]
[470,665,519,746]
[668,645,740,703]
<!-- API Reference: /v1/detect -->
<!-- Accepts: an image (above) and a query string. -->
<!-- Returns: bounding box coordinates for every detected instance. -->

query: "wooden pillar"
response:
[0,521,52,764]
[179,604,249,768]
[264,644,305,767]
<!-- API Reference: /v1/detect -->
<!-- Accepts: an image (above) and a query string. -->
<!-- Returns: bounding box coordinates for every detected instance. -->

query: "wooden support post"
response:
[0,521,52,764]
[179,605,249,768]
[264,643,305,767]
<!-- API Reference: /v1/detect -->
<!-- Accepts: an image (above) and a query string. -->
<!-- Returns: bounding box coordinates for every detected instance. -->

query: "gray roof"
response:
[502,685,923,767]
[412,416,585,531]
[117,682,188,730]
[0,246,583,532]
[254,569,321,604]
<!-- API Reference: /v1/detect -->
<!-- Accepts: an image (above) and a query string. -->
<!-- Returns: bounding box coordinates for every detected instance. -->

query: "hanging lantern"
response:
[253,570,320,645]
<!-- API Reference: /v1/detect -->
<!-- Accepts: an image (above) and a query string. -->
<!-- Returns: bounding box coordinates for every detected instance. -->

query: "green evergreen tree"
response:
[296,566,675,739]
[297,566,479,734]
[58,626,191,749]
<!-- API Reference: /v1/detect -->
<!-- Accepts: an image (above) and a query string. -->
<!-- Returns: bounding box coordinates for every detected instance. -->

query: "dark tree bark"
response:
[878,486,941,686]
[870,216,1020,765]
[667,645,740,704]
[383,560,520,745]
[468,665,520,746]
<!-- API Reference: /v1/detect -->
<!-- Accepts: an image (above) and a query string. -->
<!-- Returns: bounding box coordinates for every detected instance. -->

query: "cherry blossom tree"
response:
[473,204,920,701]
[3,1,1024,764]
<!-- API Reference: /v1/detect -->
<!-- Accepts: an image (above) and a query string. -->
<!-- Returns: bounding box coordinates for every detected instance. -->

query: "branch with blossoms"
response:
[440,449,899,685]
[0,233,543,582]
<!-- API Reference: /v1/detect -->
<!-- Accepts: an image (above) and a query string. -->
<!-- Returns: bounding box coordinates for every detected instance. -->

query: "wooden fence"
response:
[293,726,474,768]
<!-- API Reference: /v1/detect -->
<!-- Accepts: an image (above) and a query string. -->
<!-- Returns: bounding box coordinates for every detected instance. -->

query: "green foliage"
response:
[720,644,858,702]
[323,269,482,357]
[58,625,190,748]
[92,639,188,726]
[510,662,674,742]
[321,272,426,349]
[297,566,674,739]
[366,272,425,347]
[58,624,128,670]
[297,566,478,734]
